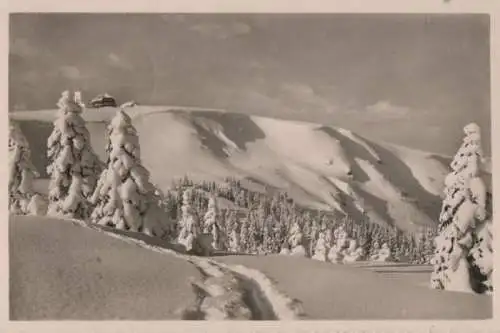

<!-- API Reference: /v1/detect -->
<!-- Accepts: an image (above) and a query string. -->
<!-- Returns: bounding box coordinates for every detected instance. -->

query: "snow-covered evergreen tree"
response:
[176,187,202,252]
[262,218,272,253]
[247,213,259,254]
[203,196,223,250]
[342,239,365,263]
[279,239,291,255]
[309,218,319,257]
[312,230,329,261]
[74,91,85,109]
[423,228,437,263]
[288,221,307,256]
[90,109,168,236]
[328,225,349,263]
[9,121,47,215]
[369,241,382,261]
[228,214,241,253]
[239,217,250,253]
[47,91,102,219]
[224,210,239,252]
[271,220,283,253]
[430,123,491,293]
[376,242,393,262]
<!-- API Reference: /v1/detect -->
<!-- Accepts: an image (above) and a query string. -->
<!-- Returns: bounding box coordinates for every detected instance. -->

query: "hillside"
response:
[9,106,492,233]
[10,215,202,320]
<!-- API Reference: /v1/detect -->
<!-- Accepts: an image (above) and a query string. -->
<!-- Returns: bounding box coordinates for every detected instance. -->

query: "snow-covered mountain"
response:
[9,106,492,233]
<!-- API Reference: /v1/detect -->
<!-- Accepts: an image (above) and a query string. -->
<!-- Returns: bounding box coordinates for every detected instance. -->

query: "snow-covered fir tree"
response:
[279,239,291,255]
[342,239,365,263]
[90,109,168,236]
[203,195,223,250]
[309,218,319,257]
[262,217,272,253]
[422,228,437,264]
[430,123,491,293]
[153,185,177,239]
[247,212,259,254]
[218,207,228,242]
[312,229,330,261]
[228,212,241,253]
[176,188,202,252]
[270,220,282,253]
[239,217,250,253]
[376,242,393,262]
[288,221,307,256]
[328,225,349,263]
[47,91,102,219]
[9,121,47,215]
[74,91,85,108]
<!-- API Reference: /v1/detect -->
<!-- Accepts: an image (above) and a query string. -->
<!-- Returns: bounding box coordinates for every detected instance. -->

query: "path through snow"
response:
[65,218,304,320]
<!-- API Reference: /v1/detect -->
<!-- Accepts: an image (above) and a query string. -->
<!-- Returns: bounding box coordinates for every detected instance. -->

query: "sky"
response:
[9,13,490,156]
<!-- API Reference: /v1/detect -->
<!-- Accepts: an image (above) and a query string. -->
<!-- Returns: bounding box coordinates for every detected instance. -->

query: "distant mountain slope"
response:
[9,106,492,233]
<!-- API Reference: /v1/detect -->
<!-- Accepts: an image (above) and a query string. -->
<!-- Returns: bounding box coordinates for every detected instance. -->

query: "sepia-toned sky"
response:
[9,13,490,156]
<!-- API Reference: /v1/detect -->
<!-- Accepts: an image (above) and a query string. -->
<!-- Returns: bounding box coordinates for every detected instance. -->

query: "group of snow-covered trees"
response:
[158,177,437,263]
[9,91,171,237]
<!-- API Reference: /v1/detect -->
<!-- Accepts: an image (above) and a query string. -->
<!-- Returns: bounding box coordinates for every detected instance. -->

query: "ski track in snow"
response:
[210,261,305,320]
[64,217,304,320]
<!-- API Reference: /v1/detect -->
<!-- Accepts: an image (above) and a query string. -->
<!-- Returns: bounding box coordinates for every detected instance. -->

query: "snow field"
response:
[9,215,202,320]
[60,215,306,320]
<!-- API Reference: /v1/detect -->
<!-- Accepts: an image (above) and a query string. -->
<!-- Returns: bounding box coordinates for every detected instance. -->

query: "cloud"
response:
[108,53,120,63]
[210,81,336,117]
[108,52,133,70]
[282,83,318,100]
[58,65,82,80]
[239,90,294,114]
[10,38,40,57]
[249,60,265,70]
[364,100,411,118]
[190,22,251,39]
[279,82,335,113]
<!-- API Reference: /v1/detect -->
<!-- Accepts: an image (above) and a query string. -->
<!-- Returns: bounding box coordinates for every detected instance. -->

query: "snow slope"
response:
[216,255,492,320]
[10,214,304,320]
[10,214,491,321]
[9,106,492,232]
[9,215,203,320]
